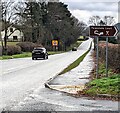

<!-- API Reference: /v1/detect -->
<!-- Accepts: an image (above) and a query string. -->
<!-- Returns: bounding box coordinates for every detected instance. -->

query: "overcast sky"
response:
[3,0,119,24]
[60,0,119,24]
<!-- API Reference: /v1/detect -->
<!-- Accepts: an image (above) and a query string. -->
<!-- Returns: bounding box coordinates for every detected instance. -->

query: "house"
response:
[1,25,24,42]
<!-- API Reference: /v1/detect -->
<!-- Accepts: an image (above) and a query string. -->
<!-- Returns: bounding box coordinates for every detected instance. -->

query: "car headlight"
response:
[43,50,46,53]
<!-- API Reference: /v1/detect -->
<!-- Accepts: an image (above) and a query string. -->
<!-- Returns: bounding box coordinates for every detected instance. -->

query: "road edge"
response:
[44,40,92,92]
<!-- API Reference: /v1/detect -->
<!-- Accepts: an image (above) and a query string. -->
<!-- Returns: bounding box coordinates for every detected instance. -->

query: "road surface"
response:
[0,38,119,111]
[0,39,91,110]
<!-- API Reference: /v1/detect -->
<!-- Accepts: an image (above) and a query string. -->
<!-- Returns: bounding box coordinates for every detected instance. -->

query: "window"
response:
[13,36,18,40]
[10,28,13,32]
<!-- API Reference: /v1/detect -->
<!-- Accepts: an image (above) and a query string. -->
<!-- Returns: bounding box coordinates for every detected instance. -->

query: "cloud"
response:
[66,2,118,12]
[70,10,91,23]
[70,9,118,24]
[60,0,119,24]
[60,0,120,2]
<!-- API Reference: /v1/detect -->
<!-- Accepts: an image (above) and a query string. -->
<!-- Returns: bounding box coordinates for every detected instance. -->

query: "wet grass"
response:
[59,42,92,75]
[85,74,120,96]
[82,58,120,97]
[98,63,113,77]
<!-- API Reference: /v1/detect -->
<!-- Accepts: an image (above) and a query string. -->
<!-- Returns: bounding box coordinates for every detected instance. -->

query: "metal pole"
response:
[106,37,108,77]
[96,37,99,78]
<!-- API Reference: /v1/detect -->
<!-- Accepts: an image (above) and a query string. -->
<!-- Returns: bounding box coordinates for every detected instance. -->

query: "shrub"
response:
[4,45,22,55]
[17,42,43,52]
[99,42,120,72]
[44,45,53,51]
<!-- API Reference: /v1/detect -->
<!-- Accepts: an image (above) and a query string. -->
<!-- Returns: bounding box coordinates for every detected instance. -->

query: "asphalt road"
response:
[0,39,92,111]
[0,38,119,112]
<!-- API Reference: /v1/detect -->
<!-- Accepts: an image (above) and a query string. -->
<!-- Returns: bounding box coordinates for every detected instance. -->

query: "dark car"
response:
[32,47,48,60]
[72,47,77,51]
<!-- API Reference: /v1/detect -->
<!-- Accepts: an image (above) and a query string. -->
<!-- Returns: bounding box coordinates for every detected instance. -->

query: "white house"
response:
[1,26,24,42]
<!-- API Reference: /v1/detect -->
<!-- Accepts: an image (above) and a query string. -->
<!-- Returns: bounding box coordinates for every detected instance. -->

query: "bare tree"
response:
[0,2,3,55]
[72,16,87,35]
[88,15,116,26]
[103,16,116,26]
[1,1,18,53]
[0,23,3,56]
[88,16,101,26]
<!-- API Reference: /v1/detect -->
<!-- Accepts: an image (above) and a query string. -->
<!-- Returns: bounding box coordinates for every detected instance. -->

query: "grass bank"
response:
[80,58,120,100]
[0,52,32,60]
[48,51,64,55]
[59,42,92,75]
[84,74,120,97]
[0,51,64,60]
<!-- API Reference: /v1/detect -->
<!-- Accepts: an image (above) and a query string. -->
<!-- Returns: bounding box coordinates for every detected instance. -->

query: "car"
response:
[72,47,77,51]
[32,47,48,60]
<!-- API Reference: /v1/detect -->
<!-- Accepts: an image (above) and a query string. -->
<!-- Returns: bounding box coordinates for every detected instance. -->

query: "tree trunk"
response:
[0,34,3,56]
[4,25,8,55]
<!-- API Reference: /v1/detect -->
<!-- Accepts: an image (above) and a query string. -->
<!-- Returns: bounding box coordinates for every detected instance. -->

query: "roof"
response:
[1,21,23,31]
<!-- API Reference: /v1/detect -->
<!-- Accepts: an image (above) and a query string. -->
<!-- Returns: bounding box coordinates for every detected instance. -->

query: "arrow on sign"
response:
[114,26,119,36]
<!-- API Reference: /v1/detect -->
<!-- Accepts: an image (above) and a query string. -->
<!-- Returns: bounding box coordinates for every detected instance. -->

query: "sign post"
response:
[96,37,99,78]
[106,37,108,77]
[90,26,118,78]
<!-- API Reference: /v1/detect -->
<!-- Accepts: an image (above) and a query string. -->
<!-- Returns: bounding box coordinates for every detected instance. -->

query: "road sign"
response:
[90,26,119,78]
[90,26,118,37]
[52,40,58,46]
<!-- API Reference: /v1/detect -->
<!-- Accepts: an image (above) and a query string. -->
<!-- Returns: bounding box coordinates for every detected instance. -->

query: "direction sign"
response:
[90,26,118,37]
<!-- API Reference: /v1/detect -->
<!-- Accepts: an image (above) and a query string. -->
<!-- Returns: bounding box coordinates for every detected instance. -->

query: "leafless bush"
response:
[99,42,120,72]
[17,42,43,52]
[5,45,22,55]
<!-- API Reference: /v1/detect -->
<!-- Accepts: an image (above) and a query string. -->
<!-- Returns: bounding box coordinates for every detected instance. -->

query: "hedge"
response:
[99,41,120,72]
[17,42,43,52]
[4,45,22,55]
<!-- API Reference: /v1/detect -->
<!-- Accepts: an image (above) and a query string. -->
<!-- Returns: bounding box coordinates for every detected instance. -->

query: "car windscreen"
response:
[33,48,46,53]
[34,49,43,51]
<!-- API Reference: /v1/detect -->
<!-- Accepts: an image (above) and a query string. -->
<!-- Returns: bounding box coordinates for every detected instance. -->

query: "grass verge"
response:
[48,51,64,55]
[0,40,82,60]
[6,42,19,45]
[85,74,120,96]
[0,52,32,60]
[78,56,120,100]
[59,42,92,75]
[0,51,64,60]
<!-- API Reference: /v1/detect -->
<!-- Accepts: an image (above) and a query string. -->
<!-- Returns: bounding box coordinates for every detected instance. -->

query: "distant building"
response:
[1,26,24,42]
